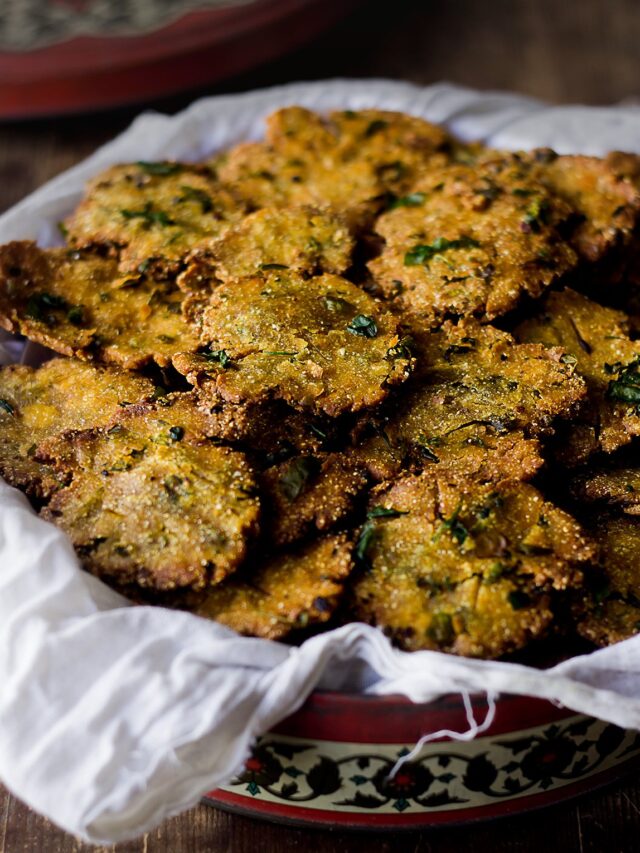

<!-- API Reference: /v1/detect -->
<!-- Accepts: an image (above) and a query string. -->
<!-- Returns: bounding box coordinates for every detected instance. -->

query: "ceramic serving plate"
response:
[205,692,640,827]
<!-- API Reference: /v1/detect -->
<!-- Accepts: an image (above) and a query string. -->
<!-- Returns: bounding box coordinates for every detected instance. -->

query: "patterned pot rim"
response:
[204,693,640,828]
[0,0,360,118]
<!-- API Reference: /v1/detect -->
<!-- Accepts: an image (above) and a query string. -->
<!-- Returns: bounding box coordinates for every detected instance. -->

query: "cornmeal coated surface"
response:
[195,533,353,640]
[177,271,413,416]
[179,207,354,290]
[368,160,577,323]
[516,288,640,462]
[180,386,338,462]
[533,151,640,264]
[474,149,640,265]
[65,161,245,276]
[351,321,584,484]
[260,452,369,546]
[0,358,154,496]
[0,242,200,369]
[217,107,450,231]
[352,474,595,658]
[352,416,544,485]
[38,394,260,592]
[575,516,640,646]
[570,465,640,515]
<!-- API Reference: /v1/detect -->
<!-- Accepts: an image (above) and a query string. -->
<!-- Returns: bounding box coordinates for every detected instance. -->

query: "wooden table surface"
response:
[3,0,640,849]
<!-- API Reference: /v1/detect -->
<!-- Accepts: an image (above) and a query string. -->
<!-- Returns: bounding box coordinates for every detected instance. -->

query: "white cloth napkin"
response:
[3,80,640,844]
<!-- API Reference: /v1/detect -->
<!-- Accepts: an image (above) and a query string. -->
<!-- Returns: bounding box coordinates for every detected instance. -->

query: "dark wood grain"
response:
[2,0,640,849]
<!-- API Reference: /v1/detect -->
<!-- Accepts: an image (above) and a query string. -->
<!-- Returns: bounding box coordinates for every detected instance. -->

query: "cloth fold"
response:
[2,80,640,843]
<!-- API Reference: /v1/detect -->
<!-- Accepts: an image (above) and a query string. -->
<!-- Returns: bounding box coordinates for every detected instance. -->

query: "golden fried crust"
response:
[218,108,449,231]
[0,242,200,369]
[351,474,594,657]
[575,516,640,646]
[533,152,640,264]
[176,272,413,416]
[260,453,368,547]
[350,321,584,485]
[570,467,640,515]
[410,321,586,431]
[65,162,245,275]
[327,109,450,189]
[171,379,335,461]
[516,288,640,461]
[195,534,353,640]
[37,395,260,592]
[474,149,640,265]
[0,358,154,496]
[368,162,577,322]
[178,207,354,291]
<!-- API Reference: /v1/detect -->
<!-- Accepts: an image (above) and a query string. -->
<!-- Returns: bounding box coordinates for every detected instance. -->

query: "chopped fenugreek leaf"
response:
[177,185,213,213]
[120,202,175,227]
[404,236,481,266]
[390,191,427,209]
[347,314,378,338]
[279,455,317,501]
[136,161,183,176]
[204,349,232,368]
[607,357,640,408]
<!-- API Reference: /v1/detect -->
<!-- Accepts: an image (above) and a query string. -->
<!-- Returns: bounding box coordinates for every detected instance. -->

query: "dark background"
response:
[2,0,640,849]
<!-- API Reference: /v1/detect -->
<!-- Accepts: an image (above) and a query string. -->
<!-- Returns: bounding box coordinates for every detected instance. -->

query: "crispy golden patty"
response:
[533,152,640,264]
[5,104,640,659]
[473,149,640,265]
[516,287,640,462]
[260,452,368,546]
[65,161,245,275]
[0,358,154,496]
[195,533,353,640]
[178,206,354,290]
[0,242,200,368]
[37,394,260,592]
[570,465,640,515]
[352,474,594,657]
[218,107,449,230]
[351,321,584,484]
[368,161,577,322]
[575,516,640,646]
[175,271,413,416]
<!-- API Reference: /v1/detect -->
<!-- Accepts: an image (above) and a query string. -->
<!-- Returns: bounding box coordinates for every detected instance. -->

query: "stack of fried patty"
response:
[2,107,640,659]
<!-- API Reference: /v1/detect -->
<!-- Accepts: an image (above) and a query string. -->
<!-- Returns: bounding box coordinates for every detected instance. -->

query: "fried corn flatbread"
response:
[175,271,413,416]
[533,152,640,264]
[570,465,640,515]
[0,242,200,368]
[351,419,543,485]
[261,452,369,546]
[65,162,244,276]
[575,516,640,646]
[195,534,353,640]
[368,161,577,322]
[38,394,260,591]
[0,358,154,496]
[352,474,594,657]
[5,104,640,659]
[351,321,584,484]
[473,149,640,265]
[218,107,449,230]
[187,392,340,463]
[516,287,640,462]
[178,207,354,291]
